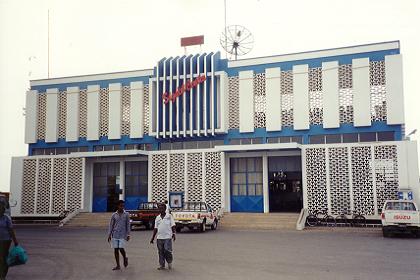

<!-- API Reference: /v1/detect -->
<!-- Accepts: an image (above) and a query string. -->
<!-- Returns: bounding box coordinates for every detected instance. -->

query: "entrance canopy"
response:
[214,142,302,152]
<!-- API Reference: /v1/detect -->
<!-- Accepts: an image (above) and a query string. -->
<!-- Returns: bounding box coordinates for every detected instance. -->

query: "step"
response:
[219,213,299,230]
[65,212,113,227]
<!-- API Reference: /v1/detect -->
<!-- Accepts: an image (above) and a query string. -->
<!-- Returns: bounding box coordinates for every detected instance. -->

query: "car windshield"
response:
[183,202,206,211]
[385,202,416,211]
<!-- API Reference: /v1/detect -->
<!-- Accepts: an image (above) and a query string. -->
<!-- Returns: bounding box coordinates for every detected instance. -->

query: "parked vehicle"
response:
[128,202,164,230]
[172,202,218,232]
[381,200,420,237]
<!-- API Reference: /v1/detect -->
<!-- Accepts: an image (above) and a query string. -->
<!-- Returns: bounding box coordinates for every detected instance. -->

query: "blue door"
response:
[125,161,148,210]
[230,157,264,212]
[93,162,120,212]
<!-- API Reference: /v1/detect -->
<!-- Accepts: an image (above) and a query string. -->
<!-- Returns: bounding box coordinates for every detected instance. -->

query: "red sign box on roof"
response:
[180,35,204,47]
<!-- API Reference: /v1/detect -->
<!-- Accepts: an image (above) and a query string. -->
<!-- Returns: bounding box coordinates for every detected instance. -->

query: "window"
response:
[291,136,303,144]
[211,140,224,148]
[171,142,183,150]
[377,131,394,141]
[280,136,291,143]
[184,141,197,149]
[252,138,263,144]
[326,134,341,144]
[197,141,211,148]
[267,137,279,144]
[125,144,137,150]
[55,148,67,155]
[359,132,376,142]
[309,135,325,144]
[160,143,171,150]
[343,133,358,143]
[241,138,252,145]
[230,139,240,145]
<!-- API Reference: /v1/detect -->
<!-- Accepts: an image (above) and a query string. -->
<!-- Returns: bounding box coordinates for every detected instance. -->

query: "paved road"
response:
[7,226,420,280]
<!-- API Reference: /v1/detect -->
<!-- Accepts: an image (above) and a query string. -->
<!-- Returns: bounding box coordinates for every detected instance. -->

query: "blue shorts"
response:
[111,238,126,249]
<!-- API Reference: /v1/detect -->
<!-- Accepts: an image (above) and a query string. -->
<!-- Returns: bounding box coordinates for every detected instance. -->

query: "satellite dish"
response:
[220,25,254,60]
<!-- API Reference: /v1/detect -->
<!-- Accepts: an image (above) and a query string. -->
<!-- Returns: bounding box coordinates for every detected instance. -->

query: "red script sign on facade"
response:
[162,75,206,104]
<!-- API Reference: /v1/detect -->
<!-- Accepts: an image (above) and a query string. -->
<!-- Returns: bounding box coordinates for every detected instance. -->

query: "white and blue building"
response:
[10,41,420,218]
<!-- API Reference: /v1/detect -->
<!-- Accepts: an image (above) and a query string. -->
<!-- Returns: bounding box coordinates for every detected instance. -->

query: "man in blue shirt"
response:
[0,203,18,279]
[107,200,130,271]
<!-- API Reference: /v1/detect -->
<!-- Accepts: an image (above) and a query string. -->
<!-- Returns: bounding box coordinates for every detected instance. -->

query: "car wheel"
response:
[211,219,218,230]
[130,224,134,231]
[382,228,390,238]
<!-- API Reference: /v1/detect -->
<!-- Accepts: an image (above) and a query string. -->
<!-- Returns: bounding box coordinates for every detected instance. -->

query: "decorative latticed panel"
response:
[374,145,399,214]
[351,146,374,215]
[79,89,88,138]
[281,70,293,127]
[305,148,327,212]
[58,91,67,139]
[328,147,350,215]
[51,158,67,214]
[21,159,37,214]
[170,153,185,192]
[187,153,203,202]
[370,61,387,122]
[205,152,222,210]
[99,88,109,137]
[228,76,239,129]
[37,93,47,140]
[309,68,323,125]
[67,158,83,211]
[36,159,52,214]
[339,64,354,124]
[253,73,266,128]
[143,84,150,135]
[151,154,168,202]
[121,86,131,136]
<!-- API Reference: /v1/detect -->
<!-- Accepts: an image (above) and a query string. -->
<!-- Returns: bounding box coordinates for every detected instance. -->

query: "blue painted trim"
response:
[225,49,400,75]
[28,122,402,154]
[31,76,151,92]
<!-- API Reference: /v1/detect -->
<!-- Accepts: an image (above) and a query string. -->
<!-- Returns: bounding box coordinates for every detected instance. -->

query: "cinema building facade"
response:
[10,41,420,219]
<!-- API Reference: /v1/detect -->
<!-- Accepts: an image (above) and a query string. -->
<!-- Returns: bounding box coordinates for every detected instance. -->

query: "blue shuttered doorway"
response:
[230,157,264,212]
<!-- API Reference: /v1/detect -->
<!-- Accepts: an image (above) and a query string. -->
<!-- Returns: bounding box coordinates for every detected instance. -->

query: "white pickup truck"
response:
[172,202,218,233]
[381,200,420,237]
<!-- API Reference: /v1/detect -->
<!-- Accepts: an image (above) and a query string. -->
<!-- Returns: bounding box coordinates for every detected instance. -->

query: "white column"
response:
[34,159,39,214]
[347,147,354,212]
[370,145,378,216]
[219,72,229,133]
[119,161,125,200]
[265,67,282,131]
[220,152,226,211]
[147,154,153,201]
[202,152,206,202]
[301,147,309,209]
[385,54,405,125]
[184,153,188,201]
[87,85,100,141]
[325,147,332,215]
[293,64,310,130]
[66,87,80,142]
[80,158,86,210]
[352,58,371,127]
[262,154,269,213]
[322,61,340,129]
[130,81,144,138]
[24,90,38,144]
[239,70,254,133]
[45,88,59,143]
[108,83,121,140]
[49,158,54,215]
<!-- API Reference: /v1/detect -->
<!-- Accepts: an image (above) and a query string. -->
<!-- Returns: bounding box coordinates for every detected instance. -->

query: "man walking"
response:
[150,204,176,270]
[0,203,18,280]
[108,200,130,270]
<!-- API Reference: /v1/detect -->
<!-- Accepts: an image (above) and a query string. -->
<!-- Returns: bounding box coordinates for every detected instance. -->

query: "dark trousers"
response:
[156,239,173,267]
[0,240,11,278]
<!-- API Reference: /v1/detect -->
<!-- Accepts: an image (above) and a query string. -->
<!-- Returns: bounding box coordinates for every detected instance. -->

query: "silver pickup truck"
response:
[172,202,218,233]
[381,200,420,237]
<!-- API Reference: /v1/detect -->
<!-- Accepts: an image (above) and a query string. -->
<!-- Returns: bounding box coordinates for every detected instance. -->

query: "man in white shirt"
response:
[150,204,176,270]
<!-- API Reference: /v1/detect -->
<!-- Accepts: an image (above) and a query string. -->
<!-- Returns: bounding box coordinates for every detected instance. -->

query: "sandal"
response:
[112,266,121,270]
